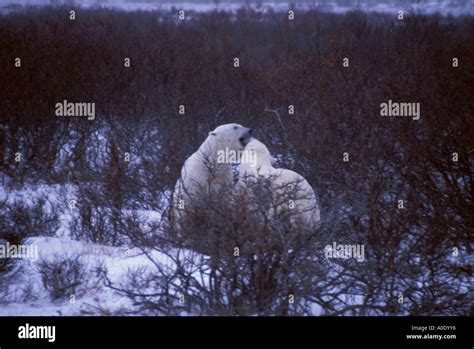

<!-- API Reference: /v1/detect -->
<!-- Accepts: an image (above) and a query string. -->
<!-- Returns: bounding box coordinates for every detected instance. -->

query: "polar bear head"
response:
[208,123,253,150]
[242,138,277,169]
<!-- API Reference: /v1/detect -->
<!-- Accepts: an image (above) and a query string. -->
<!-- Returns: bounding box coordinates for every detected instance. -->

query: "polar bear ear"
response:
[209,132,217,136]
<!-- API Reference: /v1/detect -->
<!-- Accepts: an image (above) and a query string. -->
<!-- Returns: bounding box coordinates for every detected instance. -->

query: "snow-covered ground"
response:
[0,0,472,16]
[0,183,174,315]
[0,182,324,316]
[0,237,147,315]
[0,224,200,315]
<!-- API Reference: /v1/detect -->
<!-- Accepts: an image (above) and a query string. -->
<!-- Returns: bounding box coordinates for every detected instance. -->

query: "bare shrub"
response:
[0,195,60,301]
[38,252,103,301]
[106,181,330,315]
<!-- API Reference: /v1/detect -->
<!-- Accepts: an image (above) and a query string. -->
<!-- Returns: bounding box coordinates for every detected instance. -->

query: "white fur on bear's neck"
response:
[243,140,273,172]
[255,149,273,169]
[197,135,233,171]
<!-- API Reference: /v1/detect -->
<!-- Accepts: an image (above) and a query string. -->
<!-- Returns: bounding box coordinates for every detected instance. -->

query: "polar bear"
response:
[170,123,253,229]
[238,138,320,229]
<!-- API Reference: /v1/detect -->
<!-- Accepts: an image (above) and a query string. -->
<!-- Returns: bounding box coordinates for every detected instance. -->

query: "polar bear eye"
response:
[233,126,238,130]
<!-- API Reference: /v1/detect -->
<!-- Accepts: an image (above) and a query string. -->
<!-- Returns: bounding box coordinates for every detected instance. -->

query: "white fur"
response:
[238,139,320,229]
[171,123,252,224]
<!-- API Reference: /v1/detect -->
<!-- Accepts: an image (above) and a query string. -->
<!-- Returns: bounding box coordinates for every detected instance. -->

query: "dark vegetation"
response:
[0,6,472,315]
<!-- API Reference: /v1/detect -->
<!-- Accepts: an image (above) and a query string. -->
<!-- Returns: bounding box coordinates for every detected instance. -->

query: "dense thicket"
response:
[0,7,472,315]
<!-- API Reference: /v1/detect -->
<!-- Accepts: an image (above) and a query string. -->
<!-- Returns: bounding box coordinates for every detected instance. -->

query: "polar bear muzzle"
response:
[239,128,253,147]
